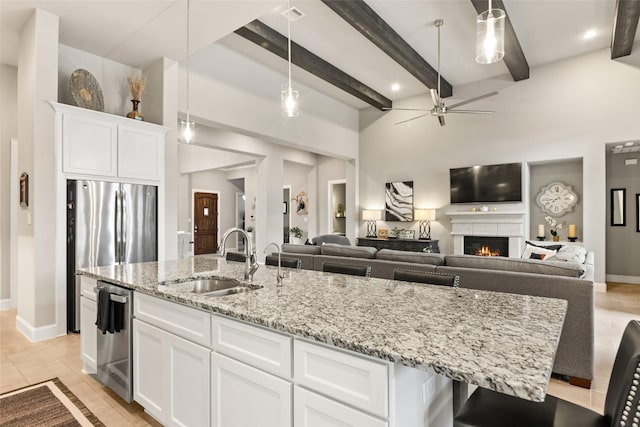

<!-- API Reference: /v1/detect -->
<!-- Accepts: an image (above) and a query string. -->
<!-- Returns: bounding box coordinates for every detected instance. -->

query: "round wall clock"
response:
[536,182,579,216]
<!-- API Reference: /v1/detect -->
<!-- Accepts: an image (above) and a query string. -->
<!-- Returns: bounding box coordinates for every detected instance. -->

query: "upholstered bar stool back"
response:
[322,262,371,278]
[454,320,640,427]
[265,255,301,269]
[394,270,459,287]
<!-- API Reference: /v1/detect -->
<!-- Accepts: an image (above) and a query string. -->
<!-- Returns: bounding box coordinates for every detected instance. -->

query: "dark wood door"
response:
[194,192,218,255]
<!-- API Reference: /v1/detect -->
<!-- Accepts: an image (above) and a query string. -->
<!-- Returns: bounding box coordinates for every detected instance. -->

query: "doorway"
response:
[193,192,219,255]
[328,180,346,235]
[283,186,291,243]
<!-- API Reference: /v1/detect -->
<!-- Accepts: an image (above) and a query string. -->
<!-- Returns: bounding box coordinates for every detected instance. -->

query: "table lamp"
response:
[414,209,436,240]
[362,209,382,238]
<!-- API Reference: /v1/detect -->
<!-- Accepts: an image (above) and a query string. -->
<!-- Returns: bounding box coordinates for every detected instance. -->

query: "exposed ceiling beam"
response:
[470,0,529,81]
[611,0,640,59]
[235,20,392,111]
[321,0,452,98]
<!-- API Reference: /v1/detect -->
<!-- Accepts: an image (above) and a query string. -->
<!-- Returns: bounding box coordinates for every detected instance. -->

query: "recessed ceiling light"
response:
[624,141,635,146]
[391,83,400,92]
[583,29,597,40]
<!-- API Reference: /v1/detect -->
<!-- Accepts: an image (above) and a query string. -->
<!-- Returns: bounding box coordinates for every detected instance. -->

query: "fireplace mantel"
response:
[446,211,526,256]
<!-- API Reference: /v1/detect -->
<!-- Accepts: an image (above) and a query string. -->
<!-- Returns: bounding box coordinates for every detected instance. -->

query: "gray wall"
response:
[606,151,640,279]
[529,159,583,241]
[332,183,346,235]
[284,160,312,242]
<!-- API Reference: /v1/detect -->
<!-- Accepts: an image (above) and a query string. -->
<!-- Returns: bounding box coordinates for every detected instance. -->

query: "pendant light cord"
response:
[437,21,441,97]
[186,0,190,124]
[287,0,292,89]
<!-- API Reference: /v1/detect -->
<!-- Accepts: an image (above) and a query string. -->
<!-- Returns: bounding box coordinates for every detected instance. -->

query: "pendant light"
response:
[181,0,195,142]
[281,0,299,117]
[475,0,505,64]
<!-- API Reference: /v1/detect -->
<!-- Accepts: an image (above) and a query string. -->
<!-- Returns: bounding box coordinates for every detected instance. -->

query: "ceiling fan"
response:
[383,19,498,127]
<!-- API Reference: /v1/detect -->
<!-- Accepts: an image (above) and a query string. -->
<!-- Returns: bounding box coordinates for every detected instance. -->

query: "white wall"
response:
[0,64,17,306]
[360,45,640,284]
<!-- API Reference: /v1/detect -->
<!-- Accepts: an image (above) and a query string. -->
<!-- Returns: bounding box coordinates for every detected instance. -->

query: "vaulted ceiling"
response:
[1,0,639,110]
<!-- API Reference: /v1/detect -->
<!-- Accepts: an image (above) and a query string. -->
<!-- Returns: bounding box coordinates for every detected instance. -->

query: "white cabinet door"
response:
[133,319,166,422]
[294,386,387,427]
[118,125,163,181]
[212,352,292,427]
[166,333,211,427]
[79,296,97,374]
[63,114,117,177]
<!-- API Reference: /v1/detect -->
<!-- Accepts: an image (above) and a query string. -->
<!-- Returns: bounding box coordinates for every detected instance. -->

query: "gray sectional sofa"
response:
[277,243,595,387]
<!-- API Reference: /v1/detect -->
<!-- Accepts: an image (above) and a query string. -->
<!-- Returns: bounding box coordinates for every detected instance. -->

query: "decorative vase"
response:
[552,235,560,242]
[126,99,144,121]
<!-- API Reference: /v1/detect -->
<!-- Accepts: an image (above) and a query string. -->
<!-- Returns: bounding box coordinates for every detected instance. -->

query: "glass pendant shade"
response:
[181,120,194,143]
[281,84,299,117]
[476,8,505,64]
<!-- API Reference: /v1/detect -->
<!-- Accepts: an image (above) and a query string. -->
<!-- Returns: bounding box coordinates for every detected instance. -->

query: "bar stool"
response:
[225,252,246,263]
[393,269,459,287]
[454,320,640,427]
[322,262,371,278]
[265,255,301,269]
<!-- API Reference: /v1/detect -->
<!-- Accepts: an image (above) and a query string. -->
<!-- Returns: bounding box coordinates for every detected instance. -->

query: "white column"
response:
[345,159,358,244]
[255,154,284,260]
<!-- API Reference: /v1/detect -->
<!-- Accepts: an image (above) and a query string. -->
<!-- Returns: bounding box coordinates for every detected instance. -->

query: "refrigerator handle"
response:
[115,189,122,264]
[121,189,127,263]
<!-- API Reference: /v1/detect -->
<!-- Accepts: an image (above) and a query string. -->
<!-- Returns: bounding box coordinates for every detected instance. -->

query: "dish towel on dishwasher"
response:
[95,288,125,334]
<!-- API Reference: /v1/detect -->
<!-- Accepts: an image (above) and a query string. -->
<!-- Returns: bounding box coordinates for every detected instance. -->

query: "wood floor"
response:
[1,283,638,425]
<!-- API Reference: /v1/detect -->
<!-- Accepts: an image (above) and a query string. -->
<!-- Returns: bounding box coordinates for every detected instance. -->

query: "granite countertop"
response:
[79,255,567,402]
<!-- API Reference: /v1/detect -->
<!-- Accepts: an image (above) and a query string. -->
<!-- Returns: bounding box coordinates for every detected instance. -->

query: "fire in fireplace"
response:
[464,236,509,257]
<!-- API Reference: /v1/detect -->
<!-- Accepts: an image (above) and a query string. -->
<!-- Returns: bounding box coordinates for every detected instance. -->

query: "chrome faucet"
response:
[264,242,285,286]
[220,228,259,283]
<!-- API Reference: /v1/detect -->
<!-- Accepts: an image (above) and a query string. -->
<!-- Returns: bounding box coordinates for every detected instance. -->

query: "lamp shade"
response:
[414,208,436,221]
[362,209,382,221]
[476,7,505,64]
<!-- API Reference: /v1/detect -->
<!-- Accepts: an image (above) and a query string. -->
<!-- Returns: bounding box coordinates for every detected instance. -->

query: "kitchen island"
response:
[79,255,567,427]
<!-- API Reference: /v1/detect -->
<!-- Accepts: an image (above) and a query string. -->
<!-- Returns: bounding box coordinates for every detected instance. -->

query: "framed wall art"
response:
[20,172,29,207]
[385,181,413,221]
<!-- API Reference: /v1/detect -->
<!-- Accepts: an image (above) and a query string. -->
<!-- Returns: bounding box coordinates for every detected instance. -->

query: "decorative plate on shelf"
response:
[69,69,104,111]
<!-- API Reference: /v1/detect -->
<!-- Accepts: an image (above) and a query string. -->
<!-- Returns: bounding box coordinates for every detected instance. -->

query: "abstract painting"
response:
[385,181,413,221]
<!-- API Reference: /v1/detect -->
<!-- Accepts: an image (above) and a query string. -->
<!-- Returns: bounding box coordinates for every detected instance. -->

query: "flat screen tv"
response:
[450,162,522,204]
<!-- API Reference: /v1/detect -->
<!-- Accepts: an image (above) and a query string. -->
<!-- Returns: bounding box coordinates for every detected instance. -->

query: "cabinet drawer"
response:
[212,315,292,379]
[79,275,98,301]
[294,340,388,419]
[294,386,387,427]
[135,293,211,347]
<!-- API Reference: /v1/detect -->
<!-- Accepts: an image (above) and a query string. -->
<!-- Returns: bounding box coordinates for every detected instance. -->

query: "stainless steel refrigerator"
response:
[67,180,157,332]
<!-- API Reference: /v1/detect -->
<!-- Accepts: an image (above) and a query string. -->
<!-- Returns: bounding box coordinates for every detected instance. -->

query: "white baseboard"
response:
[0,298,16,310]
[605,274,640,285]
[15,315,62,342]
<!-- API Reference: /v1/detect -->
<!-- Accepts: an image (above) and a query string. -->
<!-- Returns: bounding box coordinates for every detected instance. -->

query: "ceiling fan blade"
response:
[447,91,498,110]
[438,115,446,126]
[430,89,441,108]
[384,108,431,112]
[447,109,493,114]
[395,113,429,125]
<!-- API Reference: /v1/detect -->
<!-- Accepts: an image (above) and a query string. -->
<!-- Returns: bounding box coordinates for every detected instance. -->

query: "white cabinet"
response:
[54,102,166,182]
[211,352,292,427]
[118,125,163,181]
[133,294,211,427]
[79,276,98,374]
[294,386,387,427]
[63,113,117,177]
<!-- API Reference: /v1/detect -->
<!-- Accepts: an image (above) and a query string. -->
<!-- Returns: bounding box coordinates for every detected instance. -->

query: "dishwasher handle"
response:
[93,287,128,304]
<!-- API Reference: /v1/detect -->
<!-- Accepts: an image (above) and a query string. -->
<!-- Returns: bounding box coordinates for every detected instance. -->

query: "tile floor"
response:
[1,283,638,425]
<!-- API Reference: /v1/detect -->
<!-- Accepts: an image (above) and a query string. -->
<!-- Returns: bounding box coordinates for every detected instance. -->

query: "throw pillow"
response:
[522,243,558,261]
[555,246,587,264]
[525,240,563,251]
[529,253,546,260]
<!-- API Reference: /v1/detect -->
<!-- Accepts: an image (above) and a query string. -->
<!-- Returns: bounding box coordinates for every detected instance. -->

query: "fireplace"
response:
[464,236,509,257]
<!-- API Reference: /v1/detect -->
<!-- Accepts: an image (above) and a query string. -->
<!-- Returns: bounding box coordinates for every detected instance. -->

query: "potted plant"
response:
[389,226,404,239]
[544,216,565,242]
[289,226,304,244]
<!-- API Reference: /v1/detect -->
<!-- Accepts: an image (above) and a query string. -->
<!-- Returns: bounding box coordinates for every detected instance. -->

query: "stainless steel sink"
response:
[186,279,259,297]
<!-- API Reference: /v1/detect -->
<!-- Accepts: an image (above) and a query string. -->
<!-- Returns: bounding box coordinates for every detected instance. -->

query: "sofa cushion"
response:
[556,246,587,264]
[320,244,377,259]
[444,254,585,278]
[376,249,445,266]
[282,243,321,255]
[522,243,558,261]
[311,234,351,246]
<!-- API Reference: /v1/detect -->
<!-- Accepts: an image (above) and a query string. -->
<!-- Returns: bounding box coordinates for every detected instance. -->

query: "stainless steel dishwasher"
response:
[95,280,133,403]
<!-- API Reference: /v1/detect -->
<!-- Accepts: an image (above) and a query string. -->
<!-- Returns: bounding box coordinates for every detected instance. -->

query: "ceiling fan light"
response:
[281,84,299,117]
[476,8,505,64]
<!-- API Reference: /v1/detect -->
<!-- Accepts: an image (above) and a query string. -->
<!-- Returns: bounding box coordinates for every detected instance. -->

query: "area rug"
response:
[0,378,105,426]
